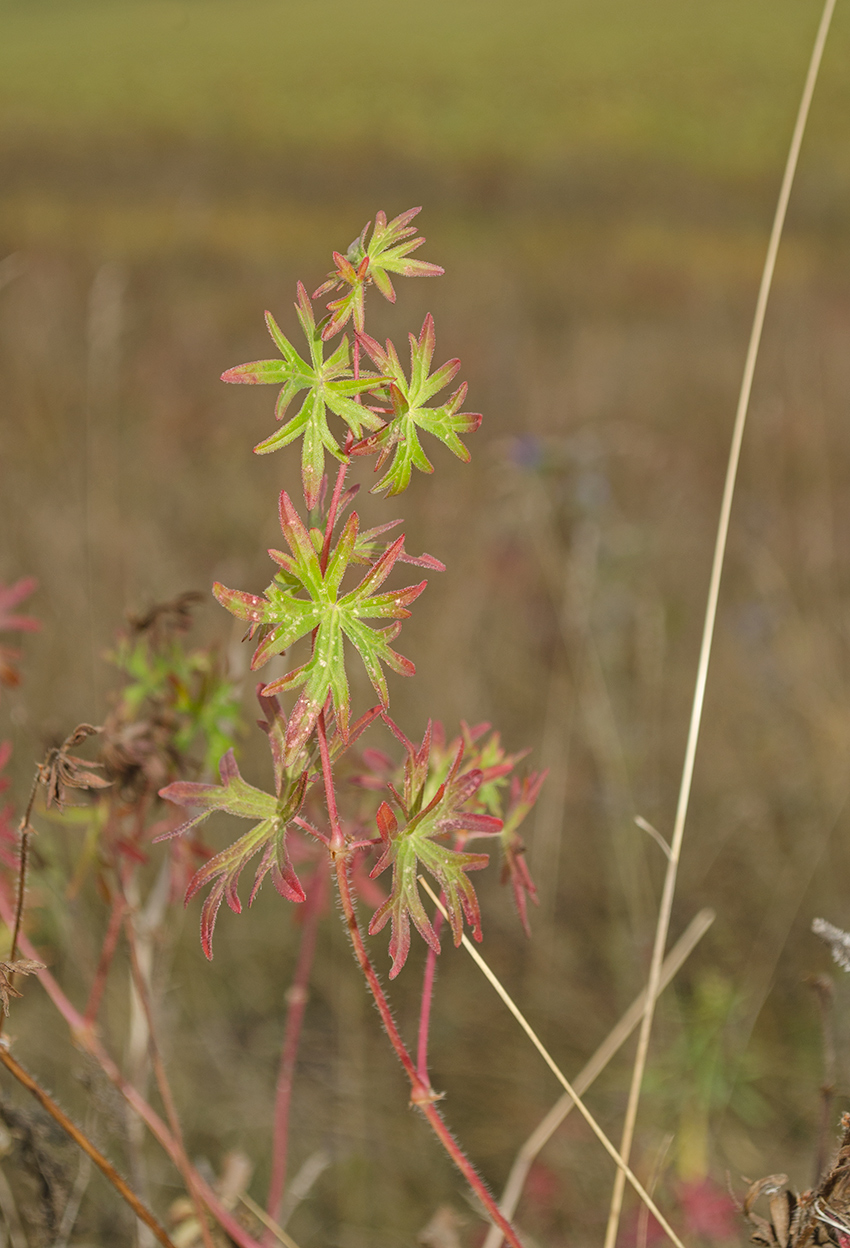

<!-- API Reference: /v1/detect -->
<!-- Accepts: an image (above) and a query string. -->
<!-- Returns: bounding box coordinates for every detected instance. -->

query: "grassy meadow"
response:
[2,1,850,1243]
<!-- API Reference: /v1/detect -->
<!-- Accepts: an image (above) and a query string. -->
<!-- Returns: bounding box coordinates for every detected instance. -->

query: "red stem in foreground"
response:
[317,710,345,854]
[265,856,328,1236]
[0,888,263,1248]
[121,896,217,1248]
[417,905,444,1084]
[83,889,126,1025]
[313,718,523,1247]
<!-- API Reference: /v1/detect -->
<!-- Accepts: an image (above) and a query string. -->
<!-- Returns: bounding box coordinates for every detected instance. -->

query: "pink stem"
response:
[120,891,217,1248]
[0,886,263,1248]
[320,461,348,573]
[416,905,445,1084]
[83,889,126,1026]
[332,855,522,1246]
[265,857,328,1235]
[311,731,523,1246]
[316,711,345,855]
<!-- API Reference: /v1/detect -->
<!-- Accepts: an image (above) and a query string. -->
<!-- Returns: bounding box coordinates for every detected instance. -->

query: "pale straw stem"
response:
[418,879,688,1248]
[483,909,714,1248]
[604,4,838,1245]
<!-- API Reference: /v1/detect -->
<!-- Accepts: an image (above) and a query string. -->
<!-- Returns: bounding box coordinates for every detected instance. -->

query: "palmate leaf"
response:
[367,740,502,978]
[220,283,383,507]
[213,491,429,760]
[314,207,444,340]
[375,718,545,938]
[499,771,546,937]
[352,315,482,496]
[159,749,307,958]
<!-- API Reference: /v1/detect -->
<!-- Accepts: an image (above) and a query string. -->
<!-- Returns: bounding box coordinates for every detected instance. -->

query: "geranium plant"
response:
[159,207,543,1242]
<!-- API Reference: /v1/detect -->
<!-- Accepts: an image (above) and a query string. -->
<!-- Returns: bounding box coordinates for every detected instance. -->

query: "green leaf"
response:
[352,315,482,496]
[159,749,307,957]
[367,738,501,977]
[314,208,443,340]
[220,283,383,507]
[213,491,428,759]
[108,614,241,779]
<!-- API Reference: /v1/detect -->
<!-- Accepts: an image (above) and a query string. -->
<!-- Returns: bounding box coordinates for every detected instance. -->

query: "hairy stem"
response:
[603,5,838,1244]
[332,853,522,1244]
[313,713,522,1241]
[9,769,39,965]
[316,710,345,853]
[416,905,444,1084]
[0,1046,176,1248]
[265,858,328,1236]
[0,768,42,1045]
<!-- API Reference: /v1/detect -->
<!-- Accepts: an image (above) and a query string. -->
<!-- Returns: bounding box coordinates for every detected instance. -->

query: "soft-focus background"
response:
[2,1,850,1243]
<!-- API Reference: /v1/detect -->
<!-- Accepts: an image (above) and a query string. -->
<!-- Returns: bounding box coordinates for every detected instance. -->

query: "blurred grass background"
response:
[3,0,850,1243]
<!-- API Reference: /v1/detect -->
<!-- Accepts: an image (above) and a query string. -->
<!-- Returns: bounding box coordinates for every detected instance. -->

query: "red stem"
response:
[83,889,126,1025]
[121,897,217,1248]
[331,854,522,1246]
[265,857,328,1234]
[417,906,444,1083]
[320,461,348,573]
[317,710,345,854]
[311,726,523,1246]
[0,886,264,1248]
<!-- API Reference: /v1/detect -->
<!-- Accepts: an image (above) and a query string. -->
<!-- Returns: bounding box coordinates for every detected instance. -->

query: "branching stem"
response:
[314,720,522,1245]
[332,852,522,1244]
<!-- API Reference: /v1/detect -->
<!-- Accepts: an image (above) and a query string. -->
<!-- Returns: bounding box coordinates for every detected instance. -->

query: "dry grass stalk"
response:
[484,908,714,1248]
[603,2,839,1244]
[419,877,687,1248]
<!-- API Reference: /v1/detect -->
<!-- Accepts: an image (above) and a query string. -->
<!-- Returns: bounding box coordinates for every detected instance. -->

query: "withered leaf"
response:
[0,958,45,1015]
[38,724,111,810]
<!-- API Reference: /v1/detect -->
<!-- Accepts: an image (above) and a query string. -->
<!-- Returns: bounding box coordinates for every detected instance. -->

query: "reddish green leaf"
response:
[213,491,428,760]
[159,749,307,957]
[367,738,501,977]
[221,285,382,507]
[314,207,443,340]
[352,315,481,496]
[499,771,546,936]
